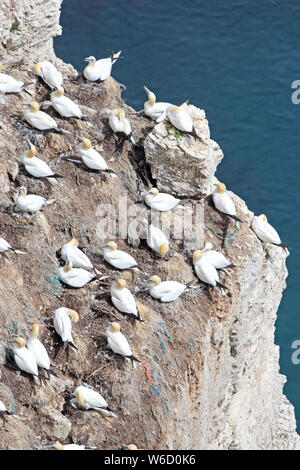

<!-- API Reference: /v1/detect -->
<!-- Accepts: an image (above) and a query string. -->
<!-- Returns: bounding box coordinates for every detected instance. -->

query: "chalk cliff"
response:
[0,0,298,450]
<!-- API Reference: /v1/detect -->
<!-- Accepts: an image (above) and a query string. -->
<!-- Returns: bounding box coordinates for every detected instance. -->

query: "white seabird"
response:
[108,109,136,144]
[0,400,12,418]
[58,260,98,288]
[70,385,116,417]
[193,250,227,290]
[54,442,85,451]
[121,444,138,450]
[27,324,51,379]
[143,86,172,122]
[212,183,242,223]
[146,224,169,257]
[0,64,27,93]
[202,242,235,272]
[165,104,201,139]
[13,337,39,381]
[61,238,94,271]
[51,87,82,119]
[83,51,122,82]
[53,307,79,350]
[15,187,55,214]
[24,101,58,131]
[111,279,143,321]
[23,139,63,179]
[149,275,193,302]
[77,138,115,173]
[34,61,63,89]
[0,237,25,255]
[251,214,289,251]
[142,187,181,212]
[103,241,138,270]
[106,322,140,366]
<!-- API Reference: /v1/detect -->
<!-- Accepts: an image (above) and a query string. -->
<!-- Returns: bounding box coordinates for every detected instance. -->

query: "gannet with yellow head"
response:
[50,86,83,118]
[23,139,63,179]
[54,441,85,451]
[143,187,181,212]
[202,242,235,272]
[106,322,140,366]
[0,236,25,255]
[251,214,290,251]
[212,182,243,223]
[13,337,39,379]
[103,241,138,270]
[71,385,117,417]
[83,51,122,82]
[27,324,51,379]
[165,104,201,139]
[121,444,138,450]
[58,259,99,288]
[77,138,114,173]
[149,275,193,302]
[24,101,58,131]
[0,63,26,93]
[143,86,172,122]
[146,224,169,257]
[193,250,227,290]
[53,307,79,351]
[108,109,136,144]
[61,238,94,271]
[15,186,56,214]
[110,279,143,321]
[34,61,63,89]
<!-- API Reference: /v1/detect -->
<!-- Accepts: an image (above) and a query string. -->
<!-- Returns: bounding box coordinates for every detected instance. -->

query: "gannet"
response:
[193,250,226,290]
[15,187,55,214]
[51,87,82,119]
[212,183,242,222]
[54,307,79,350]
[70,385,116,417]
[0,237,25,255]
[58,260,98,288]
[0,401,12,418]
[61,238,94,271]
[149,275,193,302]
[103,241,138,270]
[83,51,122,82]
[34,61,63,89]
[27,324,51,379]
[146,224,169,257]
[111,279,143,321]
[23,139,63,179]
[143,86,172,122]
[106,322,140,365]
[165,105,200,139]
[77,138,114,173]
[122,444,138,450]
[143,187,181,212]
[54,442,85,451]
[202,242,235,271]
[13,337,39,380]
[251,214,290,251]
[0,64,27,93]
[24,102,58,131]
[108,109,136,144]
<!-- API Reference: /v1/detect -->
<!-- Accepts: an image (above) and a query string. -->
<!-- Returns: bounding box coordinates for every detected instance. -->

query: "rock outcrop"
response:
[0,0,299,450]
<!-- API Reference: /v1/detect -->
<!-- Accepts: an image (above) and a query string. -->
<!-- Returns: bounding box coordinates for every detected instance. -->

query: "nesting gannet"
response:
[61,238,94,271]
[165,105,200,139]
[143,86,172,122]
[251,214,290,251]
[202,242,235,271]
[77,138,114,173]
[70,385,116,417]
[122,444,138,450]
[15,187,55,214]
[34,61,63,89]
[51,87,82,119]
[23,139,63,179]
[111,279,143,321]
[146,224,169,257]
[54,307,79,350]
[27,324,51,379]
[106,322,140,366]
[0,237,25,255]
[212,183,242,223]
[24,102,58,131]
[193,250,226,290]
[83,51,122,82]
[149,275,193,302]
[54,442,85,451]
[0,400,12,418]
[0,64,27,93]
[103,241,138,270]
[58,260,98,288]
[13,337,39,380]
[143,188,181,212]
[108,109,136,144]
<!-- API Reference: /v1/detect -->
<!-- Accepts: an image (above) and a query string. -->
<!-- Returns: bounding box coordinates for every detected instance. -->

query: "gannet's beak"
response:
[142,190,152,196]
[26,138,33,150]
[143,86,151,97]
[84,57,93,63]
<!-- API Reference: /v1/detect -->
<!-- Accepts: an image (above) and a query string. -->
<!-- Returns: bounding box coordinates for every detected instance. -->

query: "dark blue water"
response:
[55,0,300,431]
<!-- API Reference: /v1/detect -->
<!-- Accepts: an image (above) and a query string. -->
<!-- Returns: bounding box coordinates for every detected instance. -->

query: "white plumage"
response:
[146,224,169,256]
[71,385,115,417]
[110,279,141,320]
[61,238,94,271]
[149,277,188,302]
[143,86,172,122]
[108,109,135,143]
[0,237,24,254]
[166,105,194,132]
[27,324,50,375]
[103,242,138,270]
[58,261,97,288]
[13,338,39,378]
[34,61,63,89]
[23,140,59,178]
[51,87,82,118]
[212,183,241,221]
[0,64,25,93]
[202,244,234,270]
[78,138,110,171]
[15,187,55,213]
[193,252,221,287]
[83,51,121,82]
[252,214,285,247]
[143,188,180,212]
[0,400,11,415]
[106,323,133,358]
[24,102,58,131]
[53,308,78,348]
